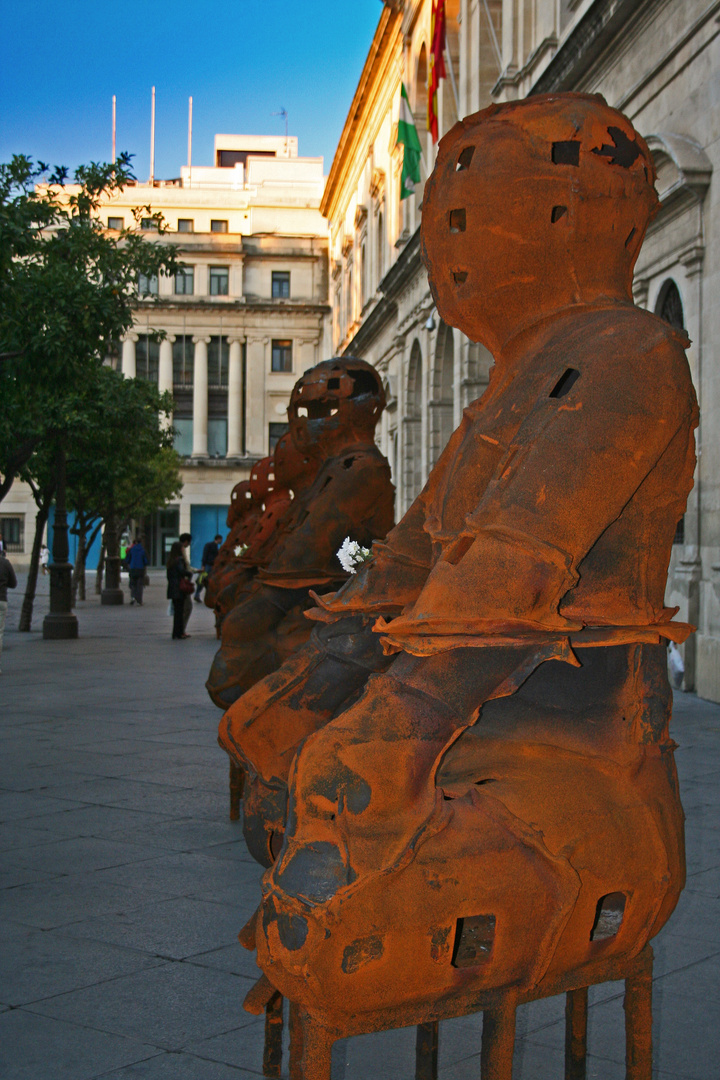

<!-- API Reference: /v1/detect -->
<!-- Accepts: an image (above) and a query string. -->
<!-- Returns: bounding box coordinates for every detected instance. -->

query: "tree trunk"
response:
[18,490,52,632]
[95,541,106,594]
[71,529,86,608]
[82,520,102,603]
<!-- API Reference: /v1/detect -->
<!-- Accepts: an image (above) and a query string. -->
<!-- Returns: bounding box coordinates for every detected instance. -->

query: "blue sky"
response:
[0,1,383,179]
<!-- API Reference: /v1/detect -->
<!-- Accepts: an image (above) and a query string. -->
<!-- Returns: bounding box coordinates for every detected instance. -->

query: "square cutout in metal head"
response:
[452,914,496,967]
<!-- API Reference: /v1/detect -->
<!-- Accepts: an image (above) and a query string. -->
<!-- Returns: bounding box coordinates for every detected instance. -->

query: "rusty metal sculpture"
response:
[219,93,698,1079]
[206,357,395,713]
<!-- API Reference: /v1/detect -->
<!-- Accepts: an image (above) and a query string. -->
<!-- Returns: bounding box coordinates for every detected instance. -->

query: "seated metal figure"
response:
[206,357,395,710]
[204,479,259,615]
[211,454,295,631]
[218,93,697,1040]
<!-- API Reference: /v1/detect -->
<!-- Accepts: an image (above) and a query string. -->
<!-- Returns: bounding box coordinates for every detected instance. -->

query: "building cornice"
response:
[528,0,647,95]
[320,6,403,222]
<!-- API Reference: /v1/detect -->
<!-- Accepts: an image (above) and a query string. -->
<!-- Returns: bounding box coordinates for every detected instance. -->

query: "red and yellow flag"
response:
[428,0,447,143]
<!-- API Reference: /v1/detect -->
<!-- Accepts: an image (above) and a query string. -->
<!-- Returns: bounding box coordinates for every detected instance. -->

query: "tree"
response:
[0,152,179,502]
[64,366,182,604]
[0,152,180,636]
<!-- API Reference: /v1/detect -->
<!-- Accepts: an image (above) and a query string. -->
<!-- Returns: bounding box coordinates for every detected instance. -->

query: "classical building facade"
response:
[8,133,330,570]
[325,0,720,700]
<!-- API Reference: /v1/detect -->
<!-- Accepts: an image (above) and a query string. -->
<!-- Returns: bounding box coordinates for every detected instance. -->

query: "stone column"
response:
[121,334,137,378]
[227,337,244,457]
[245,337,267,457]
[158,336,174,430]
[192,336,210,457]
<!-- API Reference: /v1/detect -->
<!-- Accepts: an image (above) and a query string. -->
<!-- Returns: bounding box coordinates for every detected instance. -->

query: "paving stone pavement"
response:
[0,569,718,1079]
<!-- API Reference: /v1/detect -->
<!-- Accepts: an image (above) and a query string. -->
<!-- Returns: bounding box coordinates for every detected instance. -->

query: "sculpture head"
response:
[227,481,254,528]
[287,357,386,457]
[273,431,316,495]
[421,92,659,354]
[249,457,278,507]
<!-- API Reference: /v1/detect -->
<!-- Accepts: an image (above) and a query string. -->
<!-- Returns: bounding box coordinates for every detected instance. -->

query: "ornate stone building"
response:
[324,0,720,700]
[7,134,330,570]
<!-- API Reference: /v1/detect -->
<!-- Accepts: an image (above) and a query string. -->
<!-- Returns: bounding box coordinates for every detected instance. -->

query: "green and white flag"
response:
[398,82,422,200]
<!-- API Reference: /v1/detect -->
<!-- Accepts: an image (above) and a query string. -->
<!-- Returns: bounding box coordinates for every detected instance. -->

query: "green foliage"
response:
[0,152,180,501]
[64,365,183,524]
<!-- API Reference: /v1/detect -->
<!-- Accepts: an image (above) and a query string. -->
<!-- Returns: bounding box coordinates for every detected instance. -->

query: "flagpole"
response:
[445,46,460,120]
[482,0,503,73]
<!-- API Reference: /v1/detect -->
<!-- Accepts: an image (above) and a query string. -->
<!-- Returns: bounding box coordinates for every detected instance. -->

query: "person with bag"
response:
[166,541,192,640]
[0,550,17,674]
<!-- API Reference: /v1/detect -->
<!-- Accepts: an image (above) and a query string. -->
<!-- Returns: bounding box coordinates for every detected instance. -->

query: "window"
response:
[136,335,160,382]
[177,218,194,233]
[208,336,229,388]
[138,273,158,296]
[208,419,228,457]
[209,266,229,296]
[107,216,123,230]
[173,336,194,387]
[272,271,290,299]
[271,339,292,373]
[173,418,193,457]
[269,422,289,452]
[140,217,159,231]
[174,267,194,295]
[0,516,24,553]
[211,219,229,233]
[105,340,121,371]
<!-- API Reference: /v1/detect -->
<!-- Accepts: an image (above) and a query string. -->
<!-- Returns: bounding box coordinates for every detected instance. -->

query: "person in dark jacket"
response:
[127,537,149,606]
[0,552,18,673]
[194,534,223,601]
[166,541,192,640]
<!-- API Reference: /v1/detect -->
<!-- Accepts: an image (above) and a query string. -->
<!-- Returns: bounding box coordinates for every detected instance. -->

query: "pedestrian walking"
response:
[0,550,18,674]
[179,533,197,632]
[40,544,50,575]
[195,533,223,601]
[0,532,5,555]
[127,537,149,605]
[166,541,192,640]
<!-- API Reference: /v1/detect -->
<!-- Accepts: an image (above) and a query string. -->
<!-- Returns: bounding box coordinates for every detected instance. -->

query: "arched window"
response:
[656,279,685,330]
[655,280,686,544]
[430,321,455,466]
[404,340,423,506]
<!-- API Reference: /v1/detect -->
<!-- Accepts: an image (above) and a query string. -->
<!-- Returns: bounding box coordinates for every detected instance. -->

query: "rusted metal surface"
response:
[219,94,696,1075]
[207,357,394,710]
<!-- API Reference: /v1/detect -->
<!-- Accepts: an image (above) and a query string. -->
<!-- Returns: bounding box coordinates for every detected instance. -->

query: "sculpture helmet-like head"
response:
[227,480,253,528]
[273,430,317,494]
[421,92,659,353]
[249,456,278,507]
[288,357,386,456]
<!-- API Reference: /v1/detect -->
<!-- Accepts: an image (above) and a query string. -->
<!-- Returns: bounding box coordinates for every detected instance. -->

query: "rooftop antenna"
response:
[112,95,116,164]
[187,96,193,188]
[273,107,288,155]
[149,86,156,184]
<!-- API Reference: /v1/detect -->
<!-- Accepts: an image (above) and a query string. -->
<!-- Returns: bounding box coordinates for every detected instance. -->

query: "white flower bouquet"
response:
[337,536,373,574]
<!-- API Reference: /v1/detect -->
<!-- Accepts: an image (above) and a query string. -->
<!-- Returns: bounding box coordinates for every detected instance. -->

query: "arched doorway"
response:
[430,321,455,466]
[403,340,423,506]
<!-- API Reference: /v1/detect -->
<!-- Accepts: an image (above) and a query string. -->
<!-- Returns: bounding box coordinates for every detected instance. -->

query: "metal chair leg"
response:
[564,986,588,1079]
[416,1020,439,1080]
[624,949,653,1080]
[263,991,284,1077]
[481,998,516,1080]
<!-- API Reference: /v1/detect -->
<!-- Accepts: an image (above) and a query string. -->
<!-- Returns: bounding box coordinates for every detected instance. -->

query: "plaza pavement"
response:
[0,569,718,1079]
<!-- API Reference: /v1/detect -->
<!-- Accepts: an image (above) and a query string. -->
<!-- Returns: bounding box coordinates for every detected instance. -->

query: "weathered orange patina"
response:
[206,357,395,712]
[219,93,698,1078]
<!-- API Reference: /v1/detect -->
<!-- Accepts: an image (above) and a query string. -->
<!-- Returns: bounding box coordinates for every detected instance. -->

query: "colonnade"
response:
[120,333,245,458]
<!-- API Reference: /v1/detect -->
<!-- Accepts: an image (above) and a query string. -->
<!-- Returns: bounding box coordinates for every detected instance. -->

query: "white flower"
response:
[337,536,372,574]
[234,543,248,557]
